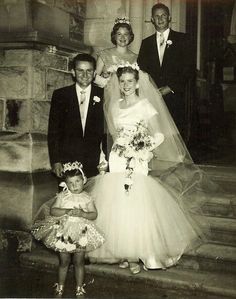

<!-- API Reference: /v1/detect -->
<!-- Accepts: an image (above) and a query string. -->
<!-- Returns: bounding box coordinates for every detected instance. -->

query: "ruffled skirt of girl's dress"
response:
[88,172,207,269]
[31,215,105,253]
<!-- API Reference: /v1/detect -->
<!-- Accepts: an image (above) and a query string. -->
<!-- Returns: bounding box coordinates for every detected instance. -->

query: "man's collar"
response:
[156,28,170,38]
[76,83,92,93]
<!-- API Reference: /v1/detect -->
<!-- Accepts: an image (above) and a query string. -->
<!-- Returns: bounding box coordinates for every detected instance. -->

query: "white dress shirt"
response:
[75,83,108,169]
[76,83,91,133]
[156,28,170,64]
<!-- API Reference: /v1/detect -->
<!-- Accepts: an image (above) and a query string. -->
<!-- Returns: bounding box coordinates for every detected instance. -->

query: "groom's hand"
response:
[159,86,174,96]
[97,161,108,175]
[52,162,63,178]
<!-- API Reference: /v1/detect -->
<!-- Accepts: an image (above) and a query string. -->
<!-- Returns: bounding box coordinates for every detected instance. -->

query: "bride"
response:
[88,64,211,274]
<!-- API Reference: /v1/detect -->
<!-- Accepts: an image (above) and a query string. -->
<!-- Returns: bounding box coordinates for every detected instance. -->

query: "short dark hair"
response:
[63,169,84,180]
[111,23,134,46]
[71,53,96,70]
[152,3,170,16]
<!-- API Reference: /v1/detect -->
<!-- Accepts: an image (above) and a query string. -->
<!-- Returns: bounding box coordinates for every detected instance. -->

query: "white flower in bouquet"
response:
[116,136,128,147]
[125,148,135,158]
[56,231,63,237]
[55,240,66,250]
[79,235,88,247]
[113,120,158,194]
[65,243,76,251]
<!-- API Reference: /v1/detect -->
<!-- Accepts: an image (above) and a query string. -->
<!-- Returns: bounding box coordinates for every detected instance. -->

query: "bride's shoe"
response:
[119,260,129,269]
[129,263,141,275]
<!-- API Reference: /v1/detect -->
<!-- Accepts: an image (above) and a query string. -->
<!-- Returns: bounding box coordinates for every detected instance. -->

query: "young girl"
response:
[31,161,105,297]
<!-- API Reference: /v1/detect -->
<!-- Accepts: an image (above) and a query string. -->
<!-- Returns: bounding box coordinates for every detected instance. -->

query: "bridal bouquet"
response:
[112,120,157,193]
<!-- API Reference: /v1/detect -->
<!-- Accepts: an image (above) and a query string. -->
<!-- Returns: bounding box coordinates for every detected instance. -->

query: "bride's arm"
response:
[147,114,164,148]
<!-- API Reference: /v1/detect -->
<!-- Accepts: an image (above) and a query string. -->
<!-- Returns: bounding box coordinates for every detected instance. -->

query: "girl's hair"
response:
[63,169,84,181]
[111,23,134,45]
[116,66,139,81]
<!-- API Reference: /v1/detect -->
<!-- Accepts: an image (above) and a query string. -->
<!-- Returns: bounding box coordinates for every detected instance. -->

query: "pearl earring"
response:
[136,84,139,89]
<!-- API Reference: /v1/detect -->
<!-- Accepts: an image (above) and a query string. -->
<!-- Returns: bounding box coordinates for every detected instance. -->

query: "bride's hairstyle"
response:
[116,66,139,81]
[117,66,139,95]
[111,20,134,45]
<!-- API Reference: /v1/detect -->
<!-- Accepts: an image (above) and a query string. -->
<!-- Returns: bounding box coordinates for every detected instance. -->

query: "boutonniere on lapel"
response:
[93,96,101,105]
[166,40,173,48]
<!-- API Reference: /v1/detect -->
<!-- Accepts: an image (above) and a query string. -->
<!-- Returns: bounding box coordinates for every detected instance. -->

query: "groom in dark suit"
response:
[137,3,193,139]
[48,53,106,178]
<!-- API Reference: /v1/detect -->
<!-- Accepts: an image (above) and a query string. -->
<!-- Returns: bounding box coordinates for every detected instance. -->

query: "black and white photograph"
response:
[0,0,236,298]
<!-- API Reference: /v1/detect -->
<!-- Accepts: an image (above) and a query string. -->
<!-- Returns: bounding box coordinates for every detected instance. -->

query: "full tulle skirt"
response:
[31,215,105,253]
[88,172,204,269]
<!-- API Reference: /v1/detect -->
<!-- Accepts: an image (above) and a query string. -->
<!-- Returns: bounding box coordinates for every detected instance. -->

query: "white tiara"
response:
[117,62,140,71]
[114,17,130,25]
[63,161,87,184]
[107,62,140,73]
[63,161,83,172]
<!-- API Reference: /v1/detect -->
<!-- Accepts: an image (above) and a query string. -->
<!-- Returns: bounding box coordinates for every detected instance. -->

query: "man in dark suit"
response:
[48,53,106,178]
[137,3,193,140]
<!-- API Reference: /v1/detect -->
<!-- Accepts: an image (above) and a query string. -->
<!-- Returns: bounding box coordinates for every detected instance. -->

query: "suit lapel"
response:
[152,33,161,69]
[84,85,94,136]
[71,84,83,134]
[161,29,174,68]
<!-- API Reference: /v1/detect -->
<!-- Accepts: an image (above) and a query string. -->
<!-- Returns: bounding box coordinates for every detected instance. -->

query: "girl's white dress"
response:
[88,99,204,269]
[31,191,105,253]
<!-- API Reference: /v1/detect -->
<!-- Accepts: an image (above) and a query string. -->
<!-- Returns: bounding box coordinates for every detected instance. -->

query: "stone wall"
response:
[0,48,76,251]
[0,49,73,168]
[0,0,88,252]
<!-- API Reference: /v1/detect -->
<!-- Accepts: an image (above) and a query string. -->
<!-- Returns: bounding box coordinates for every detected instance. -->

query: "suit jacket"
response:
[47,83,105,177]
[137,29,194,135]
[137,29,193,95]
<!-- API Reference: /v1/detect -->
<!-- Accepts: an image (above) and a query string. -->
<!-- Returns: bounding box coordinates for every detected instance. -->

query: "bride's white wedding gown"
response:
[88,98,203,269]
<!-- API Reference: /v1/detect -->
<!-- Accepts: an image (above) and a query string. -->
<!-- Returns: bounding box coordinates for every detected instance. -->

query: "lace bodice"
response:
[99,48,137,75]
[52,191,92,212]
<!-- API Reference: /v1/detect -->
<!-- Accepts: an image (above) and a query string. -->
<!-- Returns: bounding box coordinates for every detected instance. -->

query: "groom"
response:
[137,3,193,139]
[47,53,106,178]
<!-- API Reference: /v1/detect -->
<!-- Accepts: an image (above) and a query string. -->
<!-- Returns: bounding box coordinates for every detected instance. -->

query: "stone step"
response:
[178,243,236,274]
[20,247,236,298]
[201,165,236,194]
[205,215,236,246]
[202,194,236,218]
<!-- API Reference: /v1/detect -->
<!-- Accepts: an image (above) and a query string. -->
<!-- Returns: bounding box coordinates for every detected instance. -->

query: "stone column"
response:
[0,49,74,251]
[84,0,127,55]
[0,0,87,252]
[129,0,144,54]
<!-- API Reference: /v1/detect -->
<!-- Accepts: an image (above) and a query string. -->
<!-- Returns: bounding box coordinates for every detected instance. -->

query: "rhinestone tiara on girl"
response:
[63,161,87,184]
[114,17,130,25]
[63,161,83,172]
